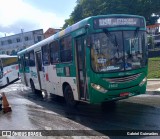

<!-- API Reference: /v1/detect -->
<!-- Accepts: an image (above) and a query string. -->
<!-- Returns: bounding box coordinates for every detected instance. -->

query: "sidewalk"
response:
[146,79,160,95]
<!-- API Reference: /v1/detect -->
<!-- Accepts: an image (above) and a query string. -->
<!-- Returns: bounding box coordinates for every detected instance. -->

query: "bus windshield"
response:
[91,31,147,72]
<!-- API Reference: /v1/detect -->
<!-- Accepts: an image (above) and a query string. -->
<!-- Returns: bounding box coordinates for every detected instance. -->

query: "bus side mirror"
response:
[85,24,90,29]
[87,35,91,47]
[85,24,91,47]
[84,36,91,47]
[146,30,150,35]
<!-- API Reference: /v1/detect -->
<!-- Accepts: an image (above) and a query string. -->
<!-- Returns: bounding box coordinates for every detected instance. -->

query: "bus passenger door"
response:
[20,55,28,86]
[35,51,46,90]
[75,36,89,101]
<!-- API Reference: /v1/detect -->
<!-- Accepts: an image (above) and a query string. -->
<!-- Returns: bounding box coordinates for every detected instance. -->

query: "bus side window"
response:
[60,36,72,63]
[24,53,29,67]
[50,40,59,64]
[42,44,50,65]
[2,57,18,67]
[29,51,35,67]
[18,56,24,70]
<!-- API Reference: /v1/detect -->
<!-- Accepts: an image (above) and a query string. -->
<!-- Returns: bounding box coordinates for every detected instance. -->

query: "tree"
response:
[63,0,160,29]
[11,50,17,55]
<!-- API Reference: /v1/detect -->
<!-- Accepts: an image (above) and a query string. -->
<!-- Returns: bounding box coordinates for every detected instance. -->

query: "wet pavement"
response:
[0,80,160,139]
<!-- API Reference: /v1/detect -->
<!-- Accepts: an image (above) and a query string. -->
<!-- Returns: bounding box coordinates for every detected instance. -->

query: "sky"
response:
[0,0,77,37]
[1,0,159,38]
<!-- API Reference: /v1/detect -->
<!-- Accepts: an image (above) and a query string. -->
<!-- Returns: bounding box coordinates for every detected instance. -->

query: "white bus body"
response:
[0,55,19,87]
[18,33,79,107]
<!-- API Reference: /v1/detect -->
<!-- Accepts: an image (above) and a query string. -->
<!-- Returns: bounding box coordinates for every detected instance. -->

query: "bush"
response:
[148,57,160,78]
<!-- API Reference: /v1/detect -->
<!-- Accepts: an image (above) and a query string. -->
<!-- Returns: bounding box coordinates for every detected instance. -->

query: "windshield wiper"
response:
[103,29,118,47]
[131,27,140,46]
[134,27,140,37]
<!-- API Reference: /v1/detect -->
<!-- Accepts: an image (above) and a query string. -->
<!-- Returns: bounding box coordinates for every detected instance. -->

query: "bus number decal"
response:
[109,84,118,88]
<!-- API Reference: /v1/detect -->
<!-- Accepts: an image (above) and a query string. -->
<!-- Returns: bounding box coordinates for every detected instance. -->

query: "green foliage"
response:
[63,0,160,29]
[63,18,74,29]
[148,57,160,78]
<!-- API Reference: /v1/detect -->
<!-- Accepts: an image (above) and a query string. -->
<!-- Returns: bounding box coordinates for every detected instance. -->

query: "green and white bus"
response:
[18,14,148,106]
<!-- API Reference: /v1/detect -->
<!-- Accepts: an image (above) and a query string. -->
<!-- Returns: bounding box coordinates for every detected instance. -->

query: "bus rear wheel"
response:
[64,85,77,107]
[30,80,36,94]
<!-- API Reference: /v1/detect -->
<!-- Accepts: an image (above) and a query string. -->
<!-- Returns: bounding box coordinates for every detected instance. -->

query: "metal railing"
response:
[148,34,160,51]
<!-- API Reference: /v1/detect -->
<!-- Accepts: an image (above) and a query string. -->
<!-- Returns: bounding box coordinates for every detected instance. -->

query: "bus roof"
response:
[0,55,17,58]
[18,14,145,55]
[18,16,91,55]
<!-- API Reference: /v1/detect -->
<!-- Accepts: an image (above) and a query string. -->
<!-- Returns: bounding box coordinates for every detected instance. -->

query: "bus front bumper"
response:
[89,82,147,104]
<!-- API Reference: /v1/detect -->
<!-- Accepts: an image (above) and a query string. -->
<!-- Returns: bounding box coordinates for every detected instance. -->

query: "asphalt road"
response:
[0,80,160,139]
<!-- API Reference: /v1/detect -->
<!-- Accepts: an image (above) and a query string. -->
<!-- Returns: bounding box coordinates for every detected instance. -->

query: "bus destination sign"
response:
[94,17,145,29]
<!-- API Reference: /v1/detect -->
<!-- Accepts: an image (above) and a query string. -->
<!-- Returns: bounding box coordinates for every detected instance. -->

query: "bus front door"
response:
[76,36,89,101]
[35,51,46,90]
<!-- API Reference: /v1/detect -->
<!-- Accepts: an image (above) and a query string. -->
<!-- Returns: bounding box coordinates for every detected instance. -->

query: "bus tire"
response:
[18,73,19,79]
[30,80,36,94]
[64,85,77,107]
[6,77,9,85]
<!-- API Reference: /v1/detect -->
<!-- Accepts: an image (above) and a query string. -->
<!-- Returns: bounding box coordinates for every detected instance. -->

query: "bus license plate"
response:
[120,92,129,97]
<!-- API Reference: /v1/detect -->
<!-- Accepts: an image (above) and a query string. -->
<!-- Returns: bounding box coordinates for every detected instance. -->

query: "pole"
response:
[21,29,25,49]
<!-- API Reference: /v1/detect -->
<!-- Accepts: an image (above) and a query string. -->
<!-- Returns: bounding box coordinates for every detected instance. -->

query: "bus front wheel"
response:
[64,85,77,107]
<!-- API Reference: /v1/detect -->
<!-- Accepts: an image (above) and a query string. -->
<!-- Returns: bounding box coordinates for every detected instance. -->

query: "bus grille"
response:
[104,73,142,83]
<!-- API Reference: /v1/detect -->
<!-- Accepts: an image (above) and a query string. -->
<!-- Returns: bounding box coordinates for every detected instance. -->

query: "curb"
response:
[147,79,160,81]
[146,91,160,95]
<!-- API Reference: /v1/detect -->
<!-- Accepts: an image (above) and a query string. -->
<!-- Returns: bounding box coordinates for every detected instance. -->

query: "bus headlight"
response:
[91,83,107,93]
[139,77,147,87]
